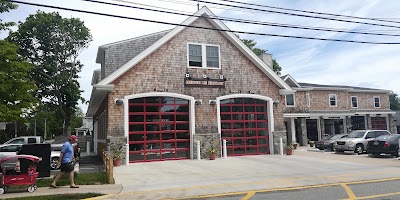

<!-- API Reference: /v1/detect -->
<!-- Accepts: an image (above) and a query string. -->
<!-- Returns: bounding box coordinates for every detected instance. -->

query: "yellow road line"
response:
[341,191,400,200]
[83,194,115,200]
[241,191,256,200]
[340,183,356,200]
[163,177,400,200]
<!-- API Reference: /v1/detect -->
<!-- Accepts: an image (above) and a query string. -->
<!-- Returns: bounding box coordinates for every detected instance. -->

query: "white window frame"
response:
[306,93,311,107]
[285,94,295,107]
[351,96,358,108]
[373,96,380,108]
[329,94,337,107]
[187,42,221,69]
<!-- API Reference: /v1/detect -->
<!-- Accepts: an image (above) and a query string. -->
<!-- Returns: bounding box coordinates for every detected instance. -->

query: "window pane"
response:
[189,44,202,67]
[206,46,219,68]
[286,94,294,106]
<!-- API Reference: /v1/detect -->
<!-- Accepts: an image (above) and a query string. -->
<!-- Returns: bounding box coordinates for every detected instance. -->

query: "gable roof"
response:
[296,82,391,93]
[95,6,292,91]
[281,74,301,88]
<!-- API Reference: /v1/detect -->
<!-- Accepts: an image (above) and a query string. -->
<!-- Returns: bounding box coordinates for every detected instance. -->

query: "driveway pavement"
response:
[107,147,400,200]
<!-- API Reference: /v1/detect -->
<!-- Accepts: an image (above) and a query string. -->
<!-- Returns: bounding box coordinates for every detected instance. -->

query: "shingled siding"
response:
[289,91,390,111]
[106,17,283,137]
[103,30,170,77]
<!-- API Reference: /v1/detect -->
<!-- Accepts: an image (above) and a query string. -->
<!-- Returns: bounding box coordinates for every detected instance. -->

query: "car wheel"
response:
[50,157,59,170]
[355,144,364,155]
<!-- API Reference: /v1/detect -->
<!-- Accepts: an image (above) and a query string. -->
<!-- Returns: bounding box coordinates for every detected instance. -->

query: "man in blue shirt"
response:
[50,135,79,188]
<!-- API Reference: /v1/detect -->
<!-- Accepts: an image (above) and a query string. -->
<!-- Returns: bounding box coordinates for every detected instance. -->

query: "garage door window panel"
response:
[220,98,270,156]
[128,96,190,162]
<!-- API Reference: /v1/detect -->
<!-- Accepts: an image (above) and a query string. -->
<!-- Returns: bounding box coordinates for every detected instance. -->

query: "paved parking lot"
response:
[106,147,400,200]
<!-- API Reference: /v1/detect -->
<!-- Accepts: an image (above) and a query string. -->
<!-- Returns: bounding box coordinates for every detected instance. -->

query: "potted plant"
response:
[286,144,294,155]
[309,140,315,147]
[293,143,298,149]
[209,148,217,160]
[109,136,126,167]
[111,148,124,166]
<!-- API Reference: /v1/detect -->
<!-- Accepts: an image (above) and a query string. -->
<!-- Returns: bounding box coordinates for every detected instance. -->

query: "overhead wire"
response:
[9,0,400,44]
[92,0,400,37]
[189,0,400,29]
[215,0,400,24]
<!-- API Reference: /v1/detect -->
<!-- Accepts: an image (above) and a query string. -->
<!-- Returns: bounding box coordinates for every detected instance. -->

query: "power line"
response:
[190,0,400,29]
[216,0,400,24]
[89,0,400,37]
[9,0,400,44]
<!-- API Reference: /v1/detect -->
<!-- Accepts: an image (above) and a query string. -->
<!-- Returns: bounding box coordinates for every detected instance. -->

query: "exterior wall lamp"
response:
[115,99,124,105]
[209,100,217,105]
[195,100,202,105]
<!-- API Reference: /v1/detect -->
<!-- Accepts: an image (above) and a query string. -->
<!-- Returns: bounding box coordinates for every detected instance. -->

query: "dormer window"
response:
[188,43,220,69]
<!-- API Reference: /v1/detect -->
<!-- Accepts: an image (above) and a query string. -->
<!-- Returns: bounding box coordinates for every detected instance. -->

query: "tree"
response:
[390,92,400,110]
[9,11,92,136]
[241,38,282,75]
[0,41,37,121]
[0,0,18,31]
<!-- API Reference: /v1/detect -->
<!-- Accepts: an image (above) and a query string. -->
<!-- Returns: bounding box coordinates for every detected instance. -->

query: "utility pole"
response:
[34,119,37,136]
[44,118,47,140]
[14,120,17,138]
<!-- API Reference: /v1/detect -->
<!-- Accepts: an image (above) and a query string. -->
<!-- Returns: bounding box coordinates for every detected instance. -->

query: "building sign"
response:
[184,78,225,88]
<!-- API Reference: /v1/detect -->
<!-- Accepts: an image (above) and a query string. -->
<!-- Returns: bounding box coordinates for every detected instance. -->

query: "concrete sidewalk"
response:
[1,184,123,199]
[109,151,400,199]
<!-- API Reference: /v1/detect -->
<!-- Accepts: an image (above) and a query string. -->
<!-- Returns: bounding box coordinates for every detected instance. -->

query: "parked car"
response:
[323,134,348,151]
[334,130,391,154]
[367,134,400,157]
[3,136,43,145]
[315,134,348,150]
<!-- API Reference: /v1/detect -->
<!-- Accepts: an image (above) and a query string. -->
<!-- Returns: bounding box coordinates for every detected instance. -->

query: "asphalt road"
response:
[175,178,400,200]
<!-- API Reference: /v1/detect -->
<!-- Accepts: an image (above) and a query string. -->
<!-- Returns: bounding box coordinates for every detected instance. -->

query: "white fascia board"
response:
[279,89,296,95]
[293,87,313,91]
[93,84,114,91]
[204,11,292,90]
[283,113,310,118]
[355,111,396,115]
[97,8,207,86]
[350,89,392,94]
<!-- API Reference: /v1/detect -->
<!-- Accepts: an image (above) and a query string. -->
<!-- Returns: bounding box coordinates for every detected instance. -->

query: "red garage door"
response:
[128,97,190,163]
[220,98,270,156]
[371,117,387,130]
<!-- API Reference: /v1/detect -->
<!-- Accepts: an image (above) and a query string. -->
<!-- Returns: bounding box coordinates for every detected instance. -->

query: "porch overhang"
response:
[86,84,114,117]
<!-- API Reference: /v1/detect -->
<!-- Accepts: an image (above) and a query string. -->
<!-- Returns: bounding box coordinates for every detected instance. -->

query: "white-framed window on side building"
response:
[351,96,358,108]
[374,96,380,108]
[188,43,220,69]
[329,94,337,107]
[285,94,295,107]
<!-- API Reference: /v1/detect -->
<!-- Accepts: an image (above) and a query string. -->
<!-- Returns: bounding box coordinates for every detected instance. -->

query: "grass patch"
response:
[5,193,103,200]
[36,172,107,187]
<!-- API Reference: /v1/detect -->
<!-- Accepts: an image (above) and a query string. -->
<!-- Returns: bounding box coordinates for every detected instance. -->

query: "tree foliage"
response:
[0,0,17,31]
[240,38,282,75]
[9,11,92,136]
[390,92,400,110]
[0,40,37,121]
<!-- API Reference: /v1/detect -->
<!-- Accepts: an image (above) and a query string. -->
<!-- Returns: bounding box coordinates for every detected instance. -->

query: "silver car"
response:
[334,130,391,154]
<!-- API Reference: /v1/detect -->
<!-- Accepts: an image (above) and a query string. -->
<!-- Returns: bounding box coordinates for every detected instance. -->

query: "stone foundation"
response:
[193,133,221,159]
